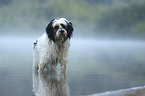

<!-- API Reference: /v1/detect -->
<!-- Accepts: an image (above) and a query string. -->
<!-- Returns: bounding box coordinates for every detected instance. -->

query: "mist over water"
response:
[0,36,145,96]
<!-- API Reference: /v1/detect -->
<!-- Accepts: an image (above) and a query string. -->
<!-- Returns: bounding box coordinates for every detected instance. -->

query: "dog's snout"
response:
[60,30,64,34]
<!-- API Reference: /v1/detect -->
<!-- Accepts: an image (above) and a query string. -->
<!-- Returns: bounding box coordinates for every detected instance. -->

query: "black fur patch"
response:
[66,21,74,39]
[33,40,38,49]
[46,19,56,42]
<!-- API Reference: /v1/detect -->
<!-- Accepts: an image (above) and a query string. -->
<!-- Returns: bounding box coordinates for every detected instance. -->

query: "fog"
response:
[0,0,145,96]
[0,0,145,39]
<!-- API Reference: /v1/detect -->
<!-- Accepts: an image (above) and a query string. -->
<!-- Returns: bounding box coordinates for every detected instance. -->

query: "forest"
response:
[0,0,145,39]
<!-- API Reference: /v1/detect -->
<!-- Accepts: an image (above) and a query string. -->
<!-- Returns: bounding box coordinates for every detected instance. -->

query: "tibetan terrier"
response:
[33,18,74,72]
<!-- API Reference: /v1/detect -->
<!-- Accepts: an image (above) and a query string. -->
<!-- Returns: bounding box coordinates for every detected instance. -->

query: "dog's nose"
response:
[60,30,64,34]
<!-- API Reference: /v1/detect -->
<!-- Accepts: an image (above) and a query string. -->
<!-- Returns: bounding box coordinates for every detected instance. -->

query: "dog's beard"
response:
[59,34,65,41]
[56,34,66,43]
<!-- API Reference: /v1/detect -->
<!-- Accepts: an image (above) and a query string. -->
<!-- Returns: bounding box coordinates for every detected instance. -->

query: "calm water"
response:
[0,37,145,96]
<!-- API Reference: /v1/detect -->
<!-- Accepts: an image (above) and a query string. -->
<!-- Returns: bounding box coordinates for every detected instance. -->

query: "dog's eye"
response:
[60,24,66,29]
[54,25,59,29]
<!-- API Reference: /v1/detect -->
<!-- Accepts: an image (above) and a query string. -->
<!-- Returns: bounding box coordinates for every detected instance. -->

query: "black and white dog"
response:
[33,18,74,72]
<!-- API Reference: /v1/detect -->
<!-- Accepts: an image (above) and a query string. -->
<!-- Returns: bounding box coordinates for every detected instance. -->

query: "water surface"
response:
[0,37,145,96]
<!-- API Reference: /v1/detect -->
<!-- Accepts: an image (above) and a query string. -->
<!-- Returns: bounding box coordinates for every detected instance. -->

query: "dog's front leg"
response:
[60,60,67,73]
[61,64,66,73]
[38,61,46,73]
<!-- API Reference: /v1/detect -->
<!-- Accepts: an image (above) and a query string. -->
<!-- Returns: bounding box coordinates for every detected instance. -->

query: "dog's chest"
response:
[49,45,64,63]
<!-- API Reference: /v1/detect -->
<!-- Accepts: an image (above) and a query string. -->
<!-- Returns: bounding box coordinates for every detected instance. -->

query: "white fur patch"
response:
[52,18,68,27]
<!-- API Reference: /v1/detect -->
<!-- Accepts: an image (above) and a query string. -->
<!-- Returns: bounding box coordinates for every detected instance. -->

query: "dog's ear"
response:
[67,21,74,39]
[46,19,55,41]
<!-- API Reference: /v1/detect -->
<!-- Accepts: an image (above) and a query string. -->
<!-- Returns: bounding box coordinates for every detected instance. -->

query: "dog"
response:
[33,18,74,72]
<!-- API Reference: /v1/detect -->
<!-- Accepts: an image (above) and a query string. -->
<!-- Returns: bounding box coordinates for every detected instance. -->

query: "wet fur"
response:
[33,18,73,72]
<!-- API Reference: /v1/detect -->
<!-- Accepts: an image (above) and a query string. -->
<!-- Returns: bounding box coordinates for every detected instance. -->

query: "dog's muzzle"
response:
[56,29,67,42]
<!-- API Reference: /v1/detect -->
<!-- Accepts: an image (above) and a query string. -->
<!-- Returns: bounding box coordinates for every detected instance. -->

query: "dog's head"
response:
[46,18,74,42]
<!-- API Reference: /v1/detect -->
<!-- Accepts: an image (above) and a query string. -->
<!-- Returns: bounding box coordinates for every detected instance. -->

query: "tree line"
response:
[0,0,145,39]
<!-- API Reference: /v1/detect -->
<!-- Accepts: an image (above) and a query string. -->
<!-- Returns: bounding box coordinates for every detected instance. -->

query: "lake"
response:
[0,37,145,96]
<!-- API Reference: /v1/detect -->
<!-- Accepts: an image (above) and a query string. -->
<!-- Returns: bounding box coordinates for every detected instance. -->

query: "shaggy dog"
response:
[33,18,74,72]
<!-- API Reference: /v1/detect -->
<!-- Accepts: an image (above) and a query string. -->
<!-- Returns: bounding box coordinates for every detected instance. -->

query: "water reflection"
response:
[32,69,70,96]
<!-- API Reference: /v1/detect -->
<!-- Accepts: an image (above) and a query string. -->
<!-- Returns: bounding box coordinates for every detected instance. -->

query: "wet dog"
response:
[33,18,73,72]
